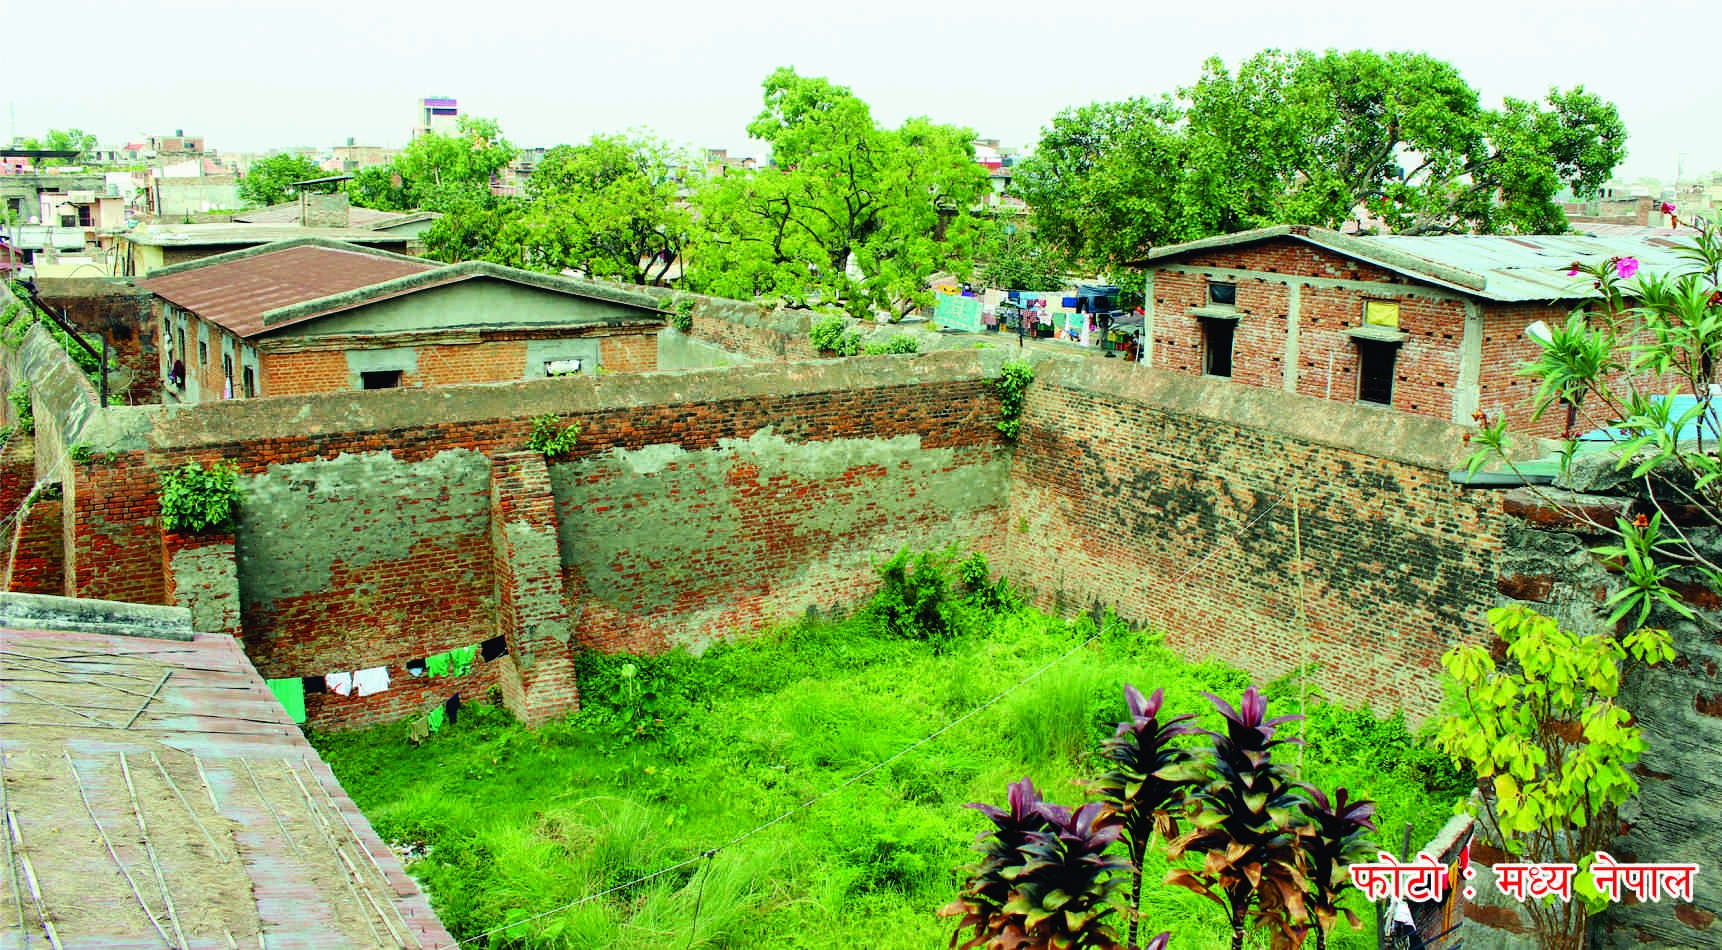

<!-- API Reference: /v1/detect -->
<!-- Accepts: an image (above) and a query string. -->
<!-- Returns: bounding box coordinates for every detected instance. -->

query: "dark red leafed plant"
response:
[1298,786,1378,950]
[1166,687,1312,950]
[943,779,1143,950]
[943,777,1055,949]
[1089,685,1196,950]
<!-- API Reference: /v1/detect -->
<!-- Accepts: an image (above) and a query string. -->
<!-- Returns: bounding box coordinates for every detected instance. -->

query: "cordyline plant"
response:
[1435,604,1672,950]
[944,778,1154,950]
[1296,786,1377,950]
[1465,215,1722,627]
[1165,687,1312,950]
[1088,685,1196,950]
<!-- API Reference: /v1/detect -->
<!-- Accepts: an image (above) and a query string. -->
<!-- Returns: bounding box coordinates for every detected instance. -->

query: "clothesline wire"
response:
[454,488,1290,948]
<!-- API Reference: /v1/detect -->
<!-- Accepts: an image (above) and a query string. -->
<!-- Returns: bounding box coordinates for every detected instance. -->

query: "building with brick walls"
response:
[1135,225,1697,439]
[136,238,667,403]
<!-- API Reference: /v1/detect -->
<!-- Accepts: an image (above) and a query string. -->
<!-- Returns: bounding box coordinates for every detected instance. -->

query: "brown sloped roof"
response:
[140,243,437,337]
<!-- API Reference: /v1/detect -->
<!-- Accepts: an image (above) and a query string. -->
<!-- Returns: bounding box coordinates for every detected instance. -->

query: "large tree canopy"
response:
[238,153,328,208]
[686,67,987,317]
[346,115,521,262]
[1014,49,1628,269]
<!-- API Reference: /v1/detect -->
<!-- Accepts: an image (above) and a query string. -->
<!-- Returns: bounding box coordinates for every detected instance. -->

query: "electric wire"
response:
[454,489,1291,947]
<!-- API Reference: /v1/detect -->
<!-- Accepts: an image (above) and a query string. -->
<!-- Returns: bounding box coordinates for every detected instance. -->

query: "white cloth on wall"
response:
[353,666,391,697]
[325,671,353,696]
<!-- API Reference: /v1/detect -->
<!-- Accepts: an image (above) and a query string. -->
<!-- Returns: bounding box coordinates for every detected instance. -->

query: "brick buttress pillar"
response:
[489,451,578,724]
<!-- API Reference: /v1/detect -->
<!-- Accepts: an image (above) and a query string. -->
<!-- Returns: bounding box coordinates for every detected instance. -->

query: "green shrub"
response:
[995,360,1034,440]
[159,461,242,533]
[8,381,31,435]
[526,414,581,458]
[872,546,963,643]
[810,316,863,356]
[862,335,920,355]
[669,296,695,333]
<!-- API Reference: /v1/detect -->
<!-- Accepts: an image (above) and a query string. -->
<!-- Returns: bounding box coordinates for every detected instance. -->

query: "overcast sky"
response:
[11,0,1716,181]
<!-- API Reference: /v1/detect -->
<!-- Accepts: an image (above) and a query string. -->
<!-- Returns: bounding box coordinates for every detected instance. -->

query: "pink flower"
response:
[1662,201,1677,215]
[1567,267,1580,277]
[1616,257,1640,279]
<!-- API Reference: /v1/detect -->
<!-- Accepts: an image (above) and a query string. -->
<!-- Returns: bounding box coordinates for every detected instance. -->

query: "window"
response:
[544,358,583,377]
[222,355,233,398]
[1363,300,1401,329]
[1357,339,1398,405]
[1200,317,1235,378]
[198,339,208,365]
[361,370,403,390]
[1208,282,1237,306]
[77,206,92,228]
[242,367,256,398]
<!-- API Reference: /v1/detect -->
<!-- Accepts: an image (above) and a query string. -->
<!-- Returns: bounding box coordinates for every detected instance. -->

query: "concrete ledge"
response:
[77,349,1003,454]
[0,591,194,640]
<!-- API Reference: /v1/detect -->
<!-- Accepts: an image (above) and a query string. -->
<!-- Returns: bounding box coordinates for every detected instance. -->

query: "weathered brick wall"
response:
[599,332,658,373]
[260,349,349,396]
[36,278,160,404]
[6,490,64,595]
[52,351,1010,728]
[490,452,578,724]
[162,528,240,635]
[1000,358,1508,719]
[633,287,823,362]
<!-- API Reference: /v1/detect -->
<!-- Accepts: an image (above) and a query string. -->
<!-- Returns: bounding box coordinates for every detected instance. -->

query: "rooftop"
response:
[0,592,455,948]
[1138,225,1703,302]
[120,222,416,247]
[140,238,667,338]
[139,241,437,336]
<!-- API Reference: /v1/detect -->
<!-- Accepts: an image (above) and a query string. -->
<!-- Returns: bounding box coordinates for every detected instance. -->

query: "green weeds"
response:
[315,598,1464,950]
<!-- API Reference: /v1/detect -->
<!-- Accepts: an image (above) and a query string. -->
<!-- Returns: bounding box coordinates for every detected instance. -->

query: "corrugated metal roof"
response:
[0,620,456,948]
[141,243,436,336]
[1140,225,1705,302]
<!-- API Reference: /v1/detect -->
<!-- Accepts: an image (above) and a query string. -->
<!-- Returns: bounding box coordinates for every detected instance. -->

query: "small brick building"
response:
[1137,225,1693,439]
[138,238,666,403]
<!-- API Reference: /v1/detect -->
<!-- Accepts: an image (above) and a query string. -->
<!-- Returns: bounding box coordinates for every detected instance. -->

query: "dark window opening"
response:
[1357,340,1398,405]
[241,366,256,398]
[1208,281,1237,306]
[198,340,208,364]
[302,675,326,694]
[1201,317,1234,378]
[361,370,403,390]
[77,206,92,228]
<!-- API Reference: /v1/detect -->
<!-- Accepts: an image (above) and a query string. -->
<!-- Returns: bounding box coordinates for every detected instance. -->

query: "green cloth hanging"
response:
[266,677,306,724]
[427,705,447,733]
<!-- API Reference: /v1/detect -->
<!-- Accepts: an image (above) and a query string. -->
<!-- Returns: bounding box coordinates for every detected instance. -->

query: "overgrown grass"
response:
[313,605,1469,950]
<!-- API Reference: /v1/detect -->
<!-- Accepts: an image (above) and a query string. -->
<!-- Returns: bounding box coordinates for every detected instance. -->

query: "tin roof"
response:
[140,242,437,337]
[231,202,435,228]
[140,238,668,338]
[0,595,456,948]
[1138,225,1703,302]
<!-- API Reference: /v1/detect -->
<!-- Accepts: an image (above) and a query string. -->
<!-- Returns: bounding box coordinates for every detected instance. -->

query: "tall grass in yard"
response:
[314,579,1469,950]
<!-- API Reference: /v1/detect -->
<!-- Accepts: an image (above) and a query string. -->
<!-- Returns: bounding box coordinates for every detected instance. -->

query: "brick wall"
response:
[261,349,348,396]
[599,331,658,373]
[54,352,1010,728]
[162,528,240,635]
[36,279,160,404]
[999,358,1508,719]
[6,490,64,595]
[634,287,823,362]
[304,657,504,732]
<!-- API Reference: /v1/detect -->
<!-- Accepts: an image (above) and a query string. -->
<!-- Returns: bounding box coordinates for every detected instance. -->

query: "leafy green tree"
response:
[687,68,987,318]
[14,128,98,165]
[1016,49,1627,270]
[1436,605,1672,950]
[238,153,329,207]
[977,215,1069,291]
[502,133,694,284]
[348,116,520,262]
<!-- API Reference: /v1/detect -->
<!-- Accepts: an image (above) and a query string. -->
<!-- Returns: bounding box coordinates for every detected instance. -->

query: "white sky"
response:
[11,0,1717,181]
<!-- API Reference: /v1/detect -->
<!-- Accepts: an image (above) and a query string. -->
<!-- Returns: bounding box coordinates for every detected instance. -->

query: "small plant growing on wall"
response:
[995,359,1034,440]
[809,315,862,356]
[862,334,920,355]
[8,381,32,434]
[669,296,695,333]
[159,461,243,533]
[526,414,581,459]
